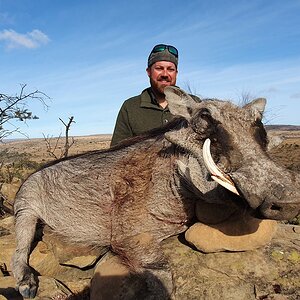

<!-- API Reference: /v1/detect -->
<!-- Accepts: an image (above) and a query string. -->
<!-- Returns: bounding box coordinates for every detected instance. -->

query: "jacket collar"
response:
[140,88,169,111]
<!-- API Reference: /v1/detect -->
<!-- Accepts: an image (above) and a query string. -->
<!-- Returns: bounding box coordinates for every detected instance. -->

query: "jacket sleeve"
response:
[110,103,134,147]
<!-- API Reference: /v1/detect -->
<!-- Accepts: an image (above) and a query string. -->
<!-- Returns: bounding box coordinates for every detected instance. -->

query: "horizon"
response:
[3,124,300,143]
[1,0,300,139]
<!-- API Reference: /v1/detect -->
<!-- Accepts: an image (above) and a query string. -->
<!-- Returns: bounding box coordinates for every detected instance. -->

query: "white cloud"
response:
[0,29,50,49]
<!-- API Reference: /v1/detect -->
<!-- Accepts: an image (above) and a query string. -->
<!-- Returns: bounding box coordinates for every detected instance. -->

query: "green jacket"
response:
[111,88,174,146]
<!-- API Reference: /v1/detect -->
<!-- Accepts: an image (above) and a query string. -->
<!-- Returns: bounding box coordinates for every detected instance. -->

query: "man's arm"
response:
[110,103,134,147]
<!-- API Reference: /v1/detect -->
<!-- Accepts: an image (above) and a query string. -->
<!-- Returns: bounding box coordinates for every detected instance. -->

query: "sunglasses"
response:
[151,44,178,57]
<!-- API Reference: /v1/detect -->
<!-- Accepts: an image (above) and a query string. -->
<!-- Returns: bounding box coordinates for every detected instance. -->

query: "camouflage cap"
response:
[147,46,178,68]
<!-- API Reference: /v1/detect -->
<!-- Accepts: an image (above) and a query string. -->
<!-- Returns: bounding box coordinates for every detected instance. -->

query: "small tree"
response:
[0,84,49,140]
[43,116,75,159]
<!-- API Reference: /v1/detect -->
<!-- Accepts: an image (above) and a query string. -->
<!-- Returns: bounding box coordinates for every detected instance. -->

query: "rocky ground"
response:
[0,130,299,299]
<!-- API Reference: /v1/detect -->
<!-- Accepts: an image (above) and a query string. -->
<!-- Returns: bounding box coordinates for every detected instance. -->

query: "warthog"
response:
[12,87,300,298]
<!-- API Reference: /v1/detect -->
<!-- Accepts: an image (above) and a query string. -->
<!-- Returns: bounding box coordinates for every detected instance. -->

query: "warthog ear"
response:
[243,98,266,120]
[164,86,198,120]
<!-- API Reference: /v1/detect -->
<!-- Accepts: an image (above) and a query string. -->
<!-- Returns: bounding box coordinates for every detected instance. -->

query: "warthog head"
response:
[164,86,300,220]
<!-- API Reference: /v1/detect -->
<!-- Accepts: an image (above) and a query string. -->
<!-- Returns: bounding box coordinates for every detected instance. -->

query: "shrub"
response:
[0,150,42,184]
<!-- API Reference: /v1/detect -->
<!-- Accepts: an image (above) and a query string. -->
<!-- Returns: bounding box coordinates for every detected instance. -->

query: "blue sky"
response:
[1,0,300,139]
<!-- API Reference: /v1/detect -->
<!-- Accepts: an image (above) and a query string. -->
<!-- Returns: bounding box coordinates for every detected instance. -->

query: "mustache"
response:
[157,76,171,81]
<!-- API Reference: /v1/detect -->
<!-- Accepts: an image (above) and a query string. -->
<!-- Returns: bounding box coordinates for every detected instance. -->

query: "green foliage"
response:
[0,84,49,140]
[0,150,41,184]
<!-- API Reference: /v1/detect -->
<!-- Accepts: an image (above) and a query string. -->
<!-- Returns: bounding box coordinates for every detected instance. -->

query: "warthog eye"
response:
[191,108,214,135]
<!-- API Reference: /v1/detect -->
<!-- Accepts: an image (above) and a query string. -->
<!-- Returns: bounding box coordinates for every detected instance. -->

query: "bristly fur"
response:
[11,88,300,299]
[40,116,188,171]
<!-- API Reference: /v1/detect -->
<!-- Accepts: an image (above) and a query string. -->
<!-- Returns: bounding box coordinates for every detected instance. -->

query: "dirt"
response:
[268,131,300,173]
[0,134,112,163]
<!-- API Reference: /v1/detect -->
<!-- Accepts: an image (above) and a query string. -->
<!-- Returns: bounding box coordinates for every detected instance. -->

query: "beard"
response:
[150,77,173,97]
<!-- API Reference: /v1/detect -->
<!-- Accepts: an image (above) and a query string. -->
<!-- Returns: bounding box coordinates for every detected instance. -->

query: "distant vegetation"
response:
[266,124,300,131]
[0,150,41,184]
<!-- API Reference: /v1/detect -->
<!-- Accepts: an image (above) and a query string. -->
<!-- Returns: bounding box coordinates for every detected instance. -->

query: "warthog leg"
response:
[12,209,38,298]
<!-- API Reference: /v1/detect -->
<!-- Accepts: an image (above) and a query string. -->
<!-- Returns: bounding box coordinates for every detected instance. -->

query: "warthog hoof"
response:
[17,273,37,299]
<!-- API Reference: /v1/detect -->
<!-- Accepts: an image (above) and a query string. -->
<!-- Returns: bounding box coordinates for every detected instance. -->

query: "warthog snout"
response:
[230,163,300,220]
[201,136,300,221]
[256,198,300,220]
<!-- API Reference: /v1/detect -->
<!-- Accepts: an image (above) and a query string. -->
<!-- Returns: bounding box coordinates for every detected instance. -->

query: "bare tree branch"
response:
[0,84,49,140]
[59,116,75,158]
[43,116,75,159]
[42,133,62,160]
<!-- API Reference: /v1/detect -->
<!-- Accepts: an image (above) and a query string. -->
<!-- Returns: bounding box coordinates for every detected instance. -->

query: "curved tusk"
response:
[203,139,224,179]
[203,138,240,195]
[211,175,240,195]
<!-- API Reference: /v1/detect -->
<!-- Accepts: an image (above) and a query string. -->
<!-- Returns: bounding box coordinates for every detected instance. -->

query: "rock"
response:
[29,238,98,282]
[163,224,300,300]
[89,224,298,300]
[0,276,22,300]
[90,253,130,300]
[1,213,299,300]
[90,252,172,300]
[1,181,21,202]
[0,275,74,300]
[0,218,14,281]
[0,218,103,297]
[185,213,278,252]
[0,216,14,232]
[42,228,108,268]
[0,228,16,274]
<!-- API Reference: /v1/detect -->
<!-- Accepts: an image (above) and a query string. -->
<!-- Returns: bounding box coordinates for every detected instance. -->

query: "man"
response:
[110,44,180,146]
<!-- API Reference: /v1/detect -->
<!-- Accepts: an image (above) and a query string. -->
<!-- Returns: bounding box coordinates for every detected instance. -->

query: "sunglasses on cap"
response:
[150,44,178,57]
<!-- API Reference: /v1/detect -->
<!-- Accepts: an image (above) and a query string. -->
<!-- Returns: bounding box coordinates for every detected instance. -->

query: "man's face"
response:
[146,61,178,96]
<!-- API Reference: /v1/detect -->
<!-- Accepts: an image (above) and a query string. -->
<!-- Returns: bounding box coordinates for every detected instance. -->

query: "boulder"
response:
[90,252,172,300]
[0,217,16,275]
[164,224,300,299]
[1,180,21,202]
[88,224,299,299]
[0,219,103,299]
[0,217,299,299]
[185,212,278,252]
[28,230,105,283]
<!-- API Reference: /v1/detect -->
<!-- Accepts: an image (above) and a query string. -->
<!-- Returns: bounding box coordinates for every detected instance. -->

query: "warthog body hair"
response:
[12,87,300,298]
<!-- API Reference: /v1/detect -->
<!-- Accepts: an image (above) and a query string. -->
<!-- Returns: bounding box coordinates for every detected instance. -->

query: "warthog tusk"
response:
[210,175,240,195]
[203,138,240,195]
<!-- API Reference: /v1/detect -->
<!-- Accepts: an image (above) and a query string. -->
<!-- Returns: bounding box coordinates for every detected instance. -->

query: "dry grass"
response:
[268,134,300,173]
[0,134,112,164]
